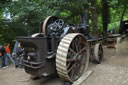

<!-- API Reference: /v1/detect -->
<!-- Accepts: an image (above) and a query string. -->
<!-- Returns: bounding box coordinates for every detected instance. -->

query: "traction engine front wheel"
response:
[94,43,104,64]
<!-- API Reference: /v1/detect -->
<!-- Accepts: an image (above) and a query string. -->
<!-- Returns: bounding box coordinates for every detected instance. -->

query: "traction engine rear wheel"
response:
[56,33,89,82]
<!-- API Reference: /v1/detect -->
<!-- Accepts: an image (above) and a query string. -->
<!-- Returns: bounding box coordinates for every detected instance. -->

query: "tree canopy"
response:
[0,0,128,47]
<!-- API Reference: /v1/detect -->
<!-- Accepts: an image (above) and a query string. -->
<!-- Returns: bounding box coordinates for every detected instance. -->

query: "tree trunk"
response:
[101,0,109,38]
[90,0,98,37]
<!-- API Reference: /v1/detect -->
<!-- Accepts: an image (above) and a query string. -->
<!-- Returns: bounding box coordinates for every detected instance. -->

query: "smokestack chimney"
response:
[84,4,89,26]
[83,3,90,34]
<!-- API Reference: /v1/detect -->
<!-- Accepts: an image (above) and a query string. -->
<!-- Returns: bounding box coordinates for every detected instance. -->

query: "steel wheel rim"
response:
[56,33,89,82]
[67,36,87,81]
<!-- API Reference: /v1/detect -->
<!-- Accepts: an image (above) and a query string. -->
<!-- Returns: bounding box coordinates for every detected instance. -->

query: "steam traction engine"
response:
[16,7,103,83]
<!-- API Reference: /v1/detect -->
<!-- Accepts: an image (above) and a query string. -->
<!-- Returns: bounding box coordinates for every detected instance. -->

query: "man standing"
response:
[0,45,6,68]
[16,43,24,69]
[5,43,15,66]
[12,41,24,68]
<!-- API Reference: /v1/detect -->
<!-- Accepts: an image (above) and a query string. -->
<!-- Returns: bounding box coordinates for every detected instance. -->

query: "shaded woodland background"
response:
[0,0,128,48]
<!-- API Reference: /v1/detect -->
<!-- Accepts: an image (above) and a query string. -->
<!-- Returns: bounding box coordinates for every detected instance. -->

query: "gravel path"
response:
[0,48,128,85]
[83,48,128,85]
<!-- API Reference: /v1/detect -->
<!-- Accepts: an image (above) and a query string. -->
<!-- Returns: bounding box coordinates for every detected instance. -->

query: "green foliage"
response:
[41,0,88,23]
[0,0,128,46]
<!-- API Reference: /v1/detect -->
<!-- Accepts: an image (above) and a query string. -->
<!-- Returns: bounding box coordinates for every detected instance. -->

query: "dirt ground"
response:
[0,47,128,85]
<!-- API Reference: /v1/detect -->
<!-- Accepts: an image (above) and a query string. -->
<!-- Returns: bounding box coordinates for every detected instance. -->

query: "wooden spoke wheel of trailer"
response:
[56,33,89,82]
[42,16,64,36]
[94,43,104,64]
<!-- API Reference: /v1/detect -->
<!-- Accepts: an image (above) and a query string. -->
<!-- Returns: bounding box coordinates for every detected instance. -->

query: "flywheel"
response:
[56,33,89,82]
[42,16,64,36]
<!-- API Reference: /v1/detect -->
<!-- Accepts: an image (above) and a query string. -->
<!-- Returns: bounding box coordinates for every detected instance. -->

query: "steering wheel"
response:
[54,19,64,30]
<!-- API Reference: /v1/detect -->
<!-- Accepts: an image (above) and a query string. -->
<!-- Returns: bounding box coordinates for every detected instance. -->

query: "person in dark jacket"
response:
[16,43,24,69]
[12,41,24,69]
[0,45,6,68]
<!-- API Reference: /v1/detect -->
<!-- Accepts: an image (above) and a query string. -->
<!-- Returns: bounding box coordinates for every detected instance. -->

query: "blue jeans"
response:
[1,56,5,67]
[5,53,15,65]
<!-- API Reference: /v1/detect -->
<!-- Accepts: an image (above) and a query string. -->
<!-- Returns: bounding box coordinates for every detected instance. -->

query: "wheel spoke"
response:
[69,48,76,55]
[77,38,81,51]
[67,62,71,69]
[78,47,86,54]
[68,64,75,73]
[70,68,74,79]
[75,63,81,75]
[70,64,78,79]
[67,59,76,62]
[74,40,79,52]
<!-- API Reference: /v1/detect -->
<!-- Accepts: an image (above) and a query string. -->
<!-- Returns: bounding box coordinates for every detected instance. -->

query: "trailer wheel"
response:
[94,43,104,64]
[56,33,89,82]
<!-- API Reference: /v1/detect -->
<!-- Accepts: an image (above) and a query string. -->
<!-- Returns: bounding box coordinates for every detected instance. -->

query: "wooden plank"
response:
[72,70,93,85]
